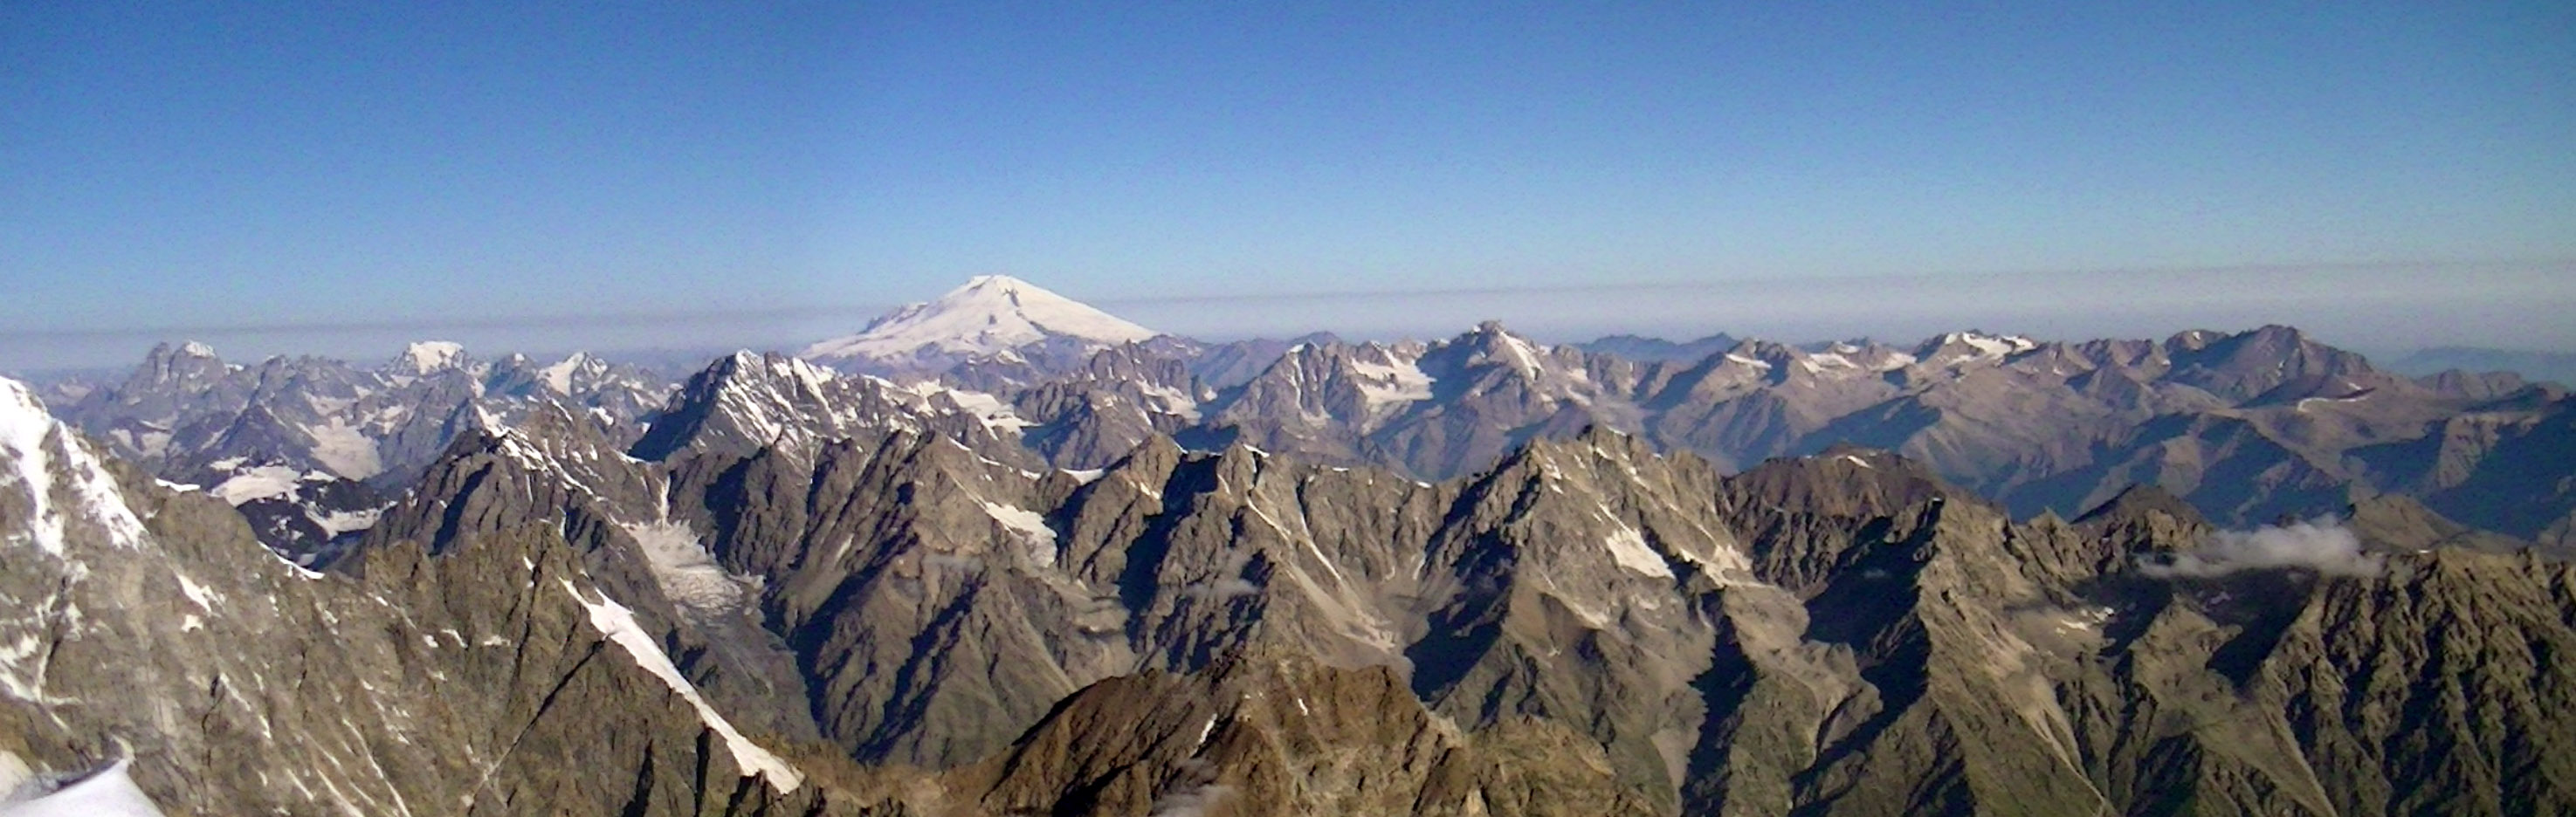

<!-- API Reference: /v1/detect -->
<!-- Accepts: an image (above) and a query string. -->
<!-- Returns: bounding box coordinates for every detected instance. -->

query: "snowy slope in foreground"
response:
[0,759,168,817]
[801,275,1156,361]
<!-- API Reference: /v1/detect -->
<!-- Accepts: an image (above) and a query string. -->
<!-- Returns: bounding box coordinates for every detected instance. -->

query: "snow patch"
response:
[1192,715,1219,751]
[1799,352,1854,374]
[1603,519,1673,578]
[274,552,326,580]
[559,580,802,792]
[621,520,747,612]
[210,466,304,505]
[1348,350,1434,409]
[1139,382,1203,422]
[307,508,382,537]
[915,385,1031,433]
[1495,332,1548,376]
[1927,332,2035,367]
[0,759,169,816]
[537,353,593,395]
[980,501,1057,565]
[175,574,221,609]
[304,419,382,479]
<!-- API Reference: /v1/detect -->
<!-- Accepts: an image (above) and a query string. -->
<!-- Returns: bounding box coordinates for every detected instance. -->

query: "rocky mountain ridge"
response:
[10,360,2576,814]
[0,377,849,814]
[351,372,2576,812]
[48,278,2576,557]
[46,340,677,560]
[14,275,2576,815]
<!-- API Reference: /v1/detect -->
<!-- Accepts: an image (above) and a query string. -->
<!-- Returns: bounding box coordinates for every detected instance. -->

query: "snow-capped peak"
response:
[537,352,600,395]
[1917,331,2035,368]
[723,350,837,392]
[397,341,468,374]
[177,340,217,359]
[2,378,149,555]
[1458,321,1553,376]
[799,276,1157,362]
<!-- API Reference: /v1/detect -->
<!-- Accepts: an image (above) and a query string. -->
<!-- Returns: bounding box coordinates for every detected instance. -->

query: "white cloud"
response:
[1150,783,1234,817]
[2137,518,2381,579]
[1183,578,1261,601]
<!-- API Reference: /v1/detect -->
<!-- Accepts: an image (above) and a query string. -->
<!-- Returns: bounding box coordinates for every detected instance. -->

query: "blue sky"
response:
[3,2,2571,369]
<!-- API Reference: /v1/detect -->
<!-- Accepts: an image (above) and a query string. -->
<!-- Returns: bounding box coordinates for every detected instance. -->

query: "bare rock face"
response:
[361,389,2576,815]
[65,319,2576,567]
[1012,342,1212,469]
[632,352,1019,465]
[1188,323,2576,541]
[0,379,862,814]
[52,341,677,560]
[943,648,1658,817]
[19,333,2576,817]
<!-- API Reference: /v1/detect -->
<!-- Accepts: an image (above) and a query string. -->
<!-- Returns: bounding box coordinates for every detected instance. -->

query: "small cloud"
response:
[2137,518,2381,579]
[1151,782,1235,817]
[1184,578,1260,601]
[1183,551,1262,601]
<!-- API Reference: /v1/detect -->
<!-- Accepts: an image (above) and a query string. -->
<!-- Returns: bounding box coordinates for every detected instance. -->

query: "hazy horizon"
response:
[7,4,2571,369]
[10,260,2573,376]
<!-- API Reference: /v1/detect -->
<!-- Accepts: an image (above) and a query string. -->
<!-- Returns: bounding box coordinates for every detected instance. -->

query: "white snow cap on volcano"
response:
[396,340,468,374]
[801,276,1157,360]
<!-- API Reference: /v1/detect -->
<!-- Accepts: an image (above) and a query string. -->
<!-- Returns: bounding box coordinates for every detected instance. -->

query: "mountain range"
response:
[6,275,2574,815]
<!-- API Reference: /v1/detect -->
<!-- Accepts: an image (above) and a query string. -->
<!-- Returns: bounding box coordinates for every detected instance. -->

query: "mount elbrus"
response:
[5,276,2573,815]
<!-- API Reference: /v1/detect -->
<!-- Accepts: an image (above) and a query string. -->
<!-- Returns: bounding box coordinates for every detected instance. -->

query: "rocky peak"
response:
[1,379,150,556]
[4,374,847,814]
[1581,332,1741,363]
[630,352,859,462]
[953,648,1658,817]
[631,351,1032,468]
[1910,329,2038,370]
[2166,324,2377,402]
[1450,320,1554,377]
[1188,333,1337,388]
[1009,344,1211,468]
[134,340,230,389]
[2164,326,2228,352]
[1725,446,1958,524]
[2074,482,2206,527]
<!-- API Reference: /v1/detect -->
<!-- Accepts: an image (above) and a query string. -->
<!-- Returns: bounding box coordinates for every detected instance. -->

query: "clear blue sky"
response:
[4,2,2572,369]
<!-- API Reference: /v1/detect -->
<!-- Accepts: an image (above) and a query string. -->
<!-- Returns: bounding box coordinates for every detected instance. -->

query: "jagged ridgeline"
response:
[5,277,2574,815]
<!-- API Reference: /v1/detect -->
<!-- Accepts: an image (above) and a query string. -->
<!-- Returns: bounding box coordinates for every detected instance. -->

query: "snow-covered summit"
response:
[1914,331,2037,368]
[0,759,169,817]
[800,276,1157,363]
[396,341,469,374]
[2,377,149,556]
[536,352,603,395]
